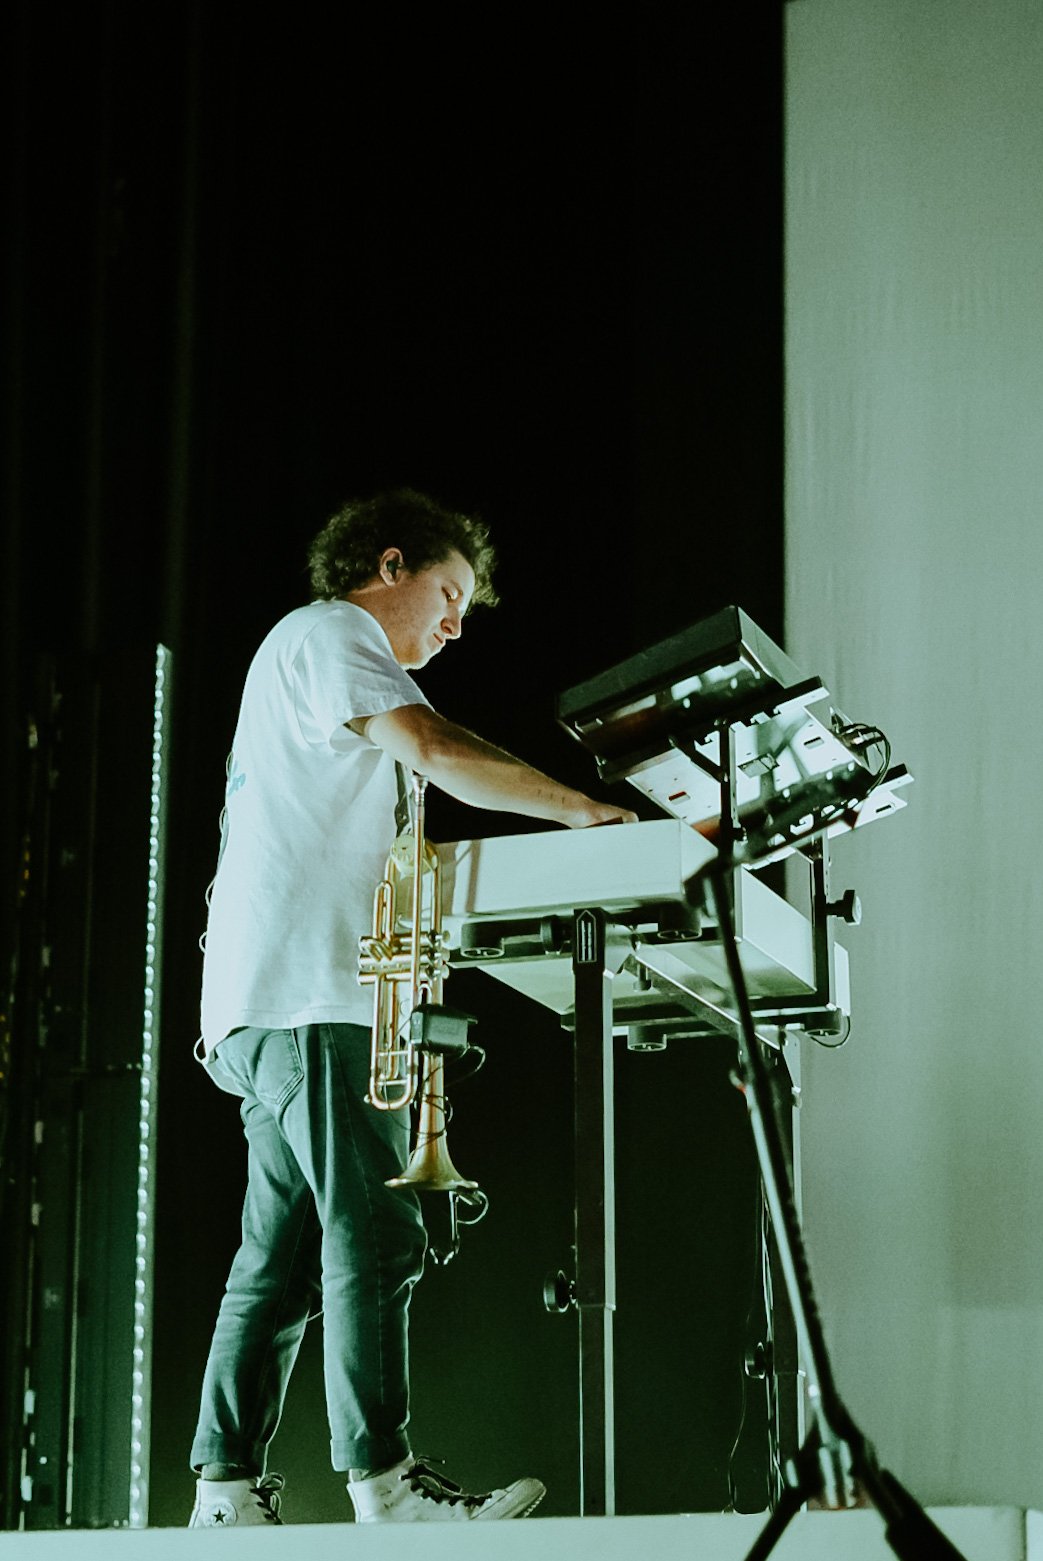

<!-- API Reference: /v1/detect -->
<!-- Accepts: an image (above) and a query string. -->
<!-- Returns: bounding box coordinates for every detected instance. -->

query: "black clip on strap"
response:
[394,761,413,835]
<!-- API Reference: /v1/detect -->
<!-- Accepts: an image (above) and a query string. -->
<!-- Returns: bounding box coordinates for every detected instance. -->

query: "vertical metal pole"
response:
[808,839,838,1011]
[717,717,743,947]
[766,1031,806,1488]
[718,719,741,852]
[571,908,615,1516]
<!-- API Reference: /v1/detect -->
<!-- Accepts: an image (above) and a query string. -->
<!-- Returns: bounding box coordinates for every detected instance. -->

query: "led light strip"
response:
[129,645,171,1528]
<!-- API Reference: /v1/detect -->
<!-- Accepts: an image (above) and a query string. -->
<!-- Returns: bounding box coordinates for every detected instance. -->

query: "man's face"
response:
[384,549,476,669]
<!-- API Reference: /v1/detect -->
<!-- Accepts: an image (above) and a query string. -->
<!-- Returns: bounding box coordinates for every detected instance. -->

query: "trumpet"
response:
[358,770,488,1262]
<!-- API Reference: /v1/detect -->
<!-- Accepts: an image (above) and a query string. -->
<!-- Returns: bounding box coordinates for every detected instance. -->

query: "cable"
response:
[833,721,892,794]
[724,1180,761,1512]
[808,1013,852,1051]
[724,1161,780,1511]
[760,1193,784,1502]
[443,1043,487,1088]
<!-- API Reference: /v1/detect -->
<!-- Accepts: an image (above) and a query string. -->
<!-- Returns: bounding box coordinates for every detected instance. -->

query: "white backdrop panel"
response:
[786,0,1043,1509]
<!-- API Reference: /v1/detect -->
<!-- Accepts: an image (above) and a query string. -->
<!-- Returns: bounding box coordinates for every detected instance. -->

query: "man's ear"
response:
[379,547,404,583]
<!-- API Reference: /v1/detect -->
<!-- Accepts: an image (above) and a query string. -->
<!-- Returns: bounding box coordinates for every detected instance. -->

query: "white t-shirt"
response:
[199,600,429,1056]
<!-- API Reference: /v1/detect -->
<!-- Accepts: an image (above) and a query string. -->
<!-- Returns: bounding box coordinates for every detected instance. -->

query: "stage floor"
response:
[0,1508,1037,1561]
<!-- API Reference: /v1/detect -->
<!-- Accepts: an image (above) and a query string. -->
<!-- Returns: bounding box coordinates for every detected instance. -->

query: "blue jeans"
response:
[189,1023,427,1474]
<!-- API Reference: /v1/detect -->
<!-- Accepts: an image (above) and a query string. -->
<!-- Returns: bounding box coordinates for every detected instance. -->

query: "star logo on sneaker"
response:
[203,1500,238,1526]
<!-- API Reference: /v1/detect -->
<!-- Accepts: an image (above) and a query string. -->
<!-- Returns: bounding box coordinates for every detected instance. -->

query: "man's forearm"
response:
[355,704,626,828]
[416,719,595,824]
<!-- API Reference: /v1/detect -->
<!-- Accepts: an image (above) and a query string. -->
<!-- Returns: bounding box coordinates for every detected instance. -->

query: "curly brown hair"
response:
[307,488,499,608]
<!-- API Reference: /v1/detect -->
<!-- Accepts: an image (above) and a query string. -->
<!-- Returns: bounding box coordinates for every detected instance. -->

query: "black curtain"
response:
[2,2,784,1525]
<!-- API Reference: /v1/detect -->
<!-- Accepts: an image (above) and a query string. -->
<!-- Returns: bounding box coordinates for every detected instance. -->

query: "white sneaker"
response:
[347,1457,545,1522]
[188,1473,285,1527]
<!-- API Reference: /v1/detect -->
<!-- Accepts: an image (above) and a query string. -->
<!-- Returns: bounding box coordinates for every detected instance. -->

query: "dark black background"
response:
[3,1,785,1526]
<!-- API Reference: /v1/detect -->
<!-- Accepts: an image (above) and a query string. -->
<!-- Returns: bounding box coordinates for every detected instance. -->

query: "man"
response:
[189,489,635,1527]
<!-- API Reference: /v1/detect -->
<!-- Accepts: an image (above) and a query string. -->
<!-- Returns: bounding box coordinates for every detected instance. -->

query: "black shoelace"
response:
[402,1458,489,1510]
[249,1473,285,1522]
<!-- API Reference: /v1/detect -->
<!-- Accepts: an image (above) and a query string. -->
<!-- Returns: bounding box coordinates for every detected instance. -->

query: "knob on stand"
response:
[827,888,862,925]
[543,1269,576,1315]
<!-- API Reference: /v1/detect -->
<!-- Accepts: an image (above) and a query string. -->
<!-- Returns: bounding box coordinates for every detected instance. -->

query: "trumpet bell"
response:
[386,1054,478,1192]
[386,1136,479,1193]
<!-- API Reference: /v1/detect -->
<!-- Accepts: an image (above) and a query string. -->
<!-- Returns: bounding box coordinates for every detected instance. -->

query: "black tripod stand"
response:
[702,858,966,1561]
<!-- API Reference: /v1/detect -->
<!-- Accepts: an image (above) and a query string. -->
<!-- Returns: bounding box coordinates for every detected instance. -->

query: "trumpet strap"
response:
[394,761,413,835]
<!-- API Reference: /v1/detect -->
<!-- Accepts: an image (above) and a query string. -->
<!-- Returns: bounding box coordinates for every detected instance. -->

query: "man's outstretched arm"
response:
[350,704,636,829]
